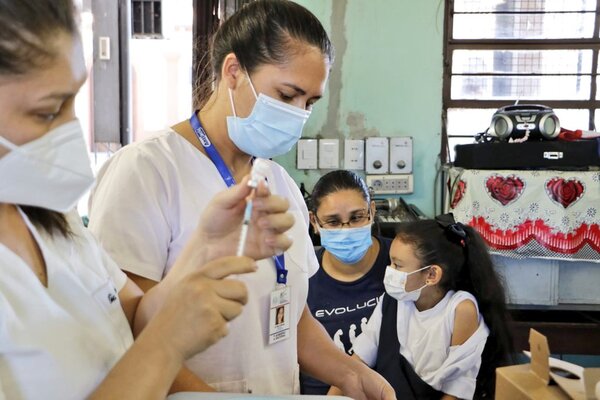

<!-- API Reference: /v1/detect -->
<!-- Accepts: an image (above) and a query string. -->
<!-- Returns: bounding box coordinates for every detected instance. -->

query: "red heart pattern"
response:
[450,180,466,209]
[545,178,585,208]
[485,174,525,206]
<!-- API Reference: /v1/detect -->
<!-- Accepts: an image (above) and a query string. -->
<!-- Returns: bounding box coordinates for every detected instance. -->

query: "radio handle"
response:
[500,104,550,112]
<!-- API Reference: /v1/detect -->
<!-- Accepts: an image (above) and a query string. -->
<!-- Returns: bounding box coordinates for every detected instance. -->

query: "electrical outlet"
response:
[366,174,413,194]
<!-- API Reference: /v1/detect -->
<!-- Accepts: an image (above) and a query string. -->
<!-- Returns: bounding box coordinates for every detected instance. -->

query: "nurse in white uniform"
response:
[0,1,296,399]
[88,0,395,398]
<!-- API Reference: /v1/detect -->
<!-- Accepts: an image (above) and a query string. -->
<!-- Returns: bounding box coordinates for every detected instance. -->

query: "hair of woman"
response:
[0,0,77,236]
[309,170,370,213]
[193,0,334,108]
[0,0,76,75]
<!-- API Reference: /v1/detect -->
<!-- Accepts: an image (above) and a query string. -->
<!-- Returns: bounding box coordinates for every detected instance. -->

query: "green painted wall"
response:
[275,0,445,216]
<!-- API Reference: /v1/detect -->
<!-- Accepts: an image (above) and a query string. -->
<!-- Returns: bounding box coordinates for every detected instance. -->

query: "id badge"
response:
[268,285,291,345]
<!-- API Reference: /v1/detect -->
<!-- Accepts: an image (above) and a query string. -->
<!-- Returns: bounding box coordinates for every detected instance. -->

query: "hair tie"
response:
[435,213,468,248]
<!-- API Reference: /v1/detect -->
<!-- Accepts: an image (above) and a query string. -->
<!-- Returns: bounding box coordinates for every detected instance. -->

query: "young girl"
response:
[346,214,513,399]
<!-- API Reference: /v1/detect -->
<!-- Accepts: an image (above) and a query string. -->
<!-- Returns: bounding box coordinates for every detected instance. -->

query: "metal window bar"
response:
[442,0,600,164]
[132,0,162,37]
[192,0,253,106]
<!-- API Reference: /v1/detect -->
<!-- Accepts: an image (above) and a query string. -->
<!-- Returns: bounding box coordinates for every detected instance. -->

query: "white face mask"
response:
[383,265,432,302]
[0,119,95,212]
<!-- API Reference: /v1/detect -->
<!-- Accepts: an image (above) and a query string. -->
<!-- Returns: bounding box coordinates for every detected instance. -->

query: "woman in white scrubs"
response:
[0,1,295,399]
[88,0,395,398]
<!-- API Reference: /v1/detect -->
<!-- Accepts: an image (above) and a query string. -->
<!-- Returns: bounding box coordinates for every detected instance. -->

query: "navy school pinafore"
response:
[375,294,445,400]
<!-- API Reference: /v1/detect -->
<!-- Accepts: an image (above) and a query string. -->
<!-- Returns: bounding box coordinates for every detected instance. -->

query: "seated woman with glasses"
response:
[300,170,392,395]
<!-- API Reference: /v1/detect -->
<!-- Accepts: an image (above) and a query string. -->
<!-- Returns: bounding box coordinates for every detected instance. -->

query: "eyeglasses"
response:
[315,211,371,229]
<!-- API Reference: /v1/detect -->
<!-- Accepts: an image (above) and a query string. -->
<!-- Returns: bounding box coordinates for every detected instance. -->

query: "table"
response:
[167,394,350,400]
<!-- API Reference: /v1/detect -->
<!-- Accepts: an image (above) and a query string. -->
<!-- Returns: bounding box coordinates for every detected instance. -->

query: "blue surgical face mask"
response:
[319,224,373,265]
[226,74,311,158]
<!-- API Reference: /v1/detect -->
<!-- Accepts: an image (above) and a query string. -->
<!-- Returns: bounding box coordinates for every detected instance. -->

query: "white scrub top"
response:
[0,209,133,400]
[88,130,319,394]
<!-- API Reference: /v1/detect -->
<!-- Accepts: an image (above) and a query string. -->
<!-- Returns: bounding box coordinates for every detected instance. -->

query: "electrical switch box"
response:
[366,174,413,194]
[297,139,318,169]
[365,137,389,174]
[390,137,413,174]
[344,139,365,170]
[319,139,340,169]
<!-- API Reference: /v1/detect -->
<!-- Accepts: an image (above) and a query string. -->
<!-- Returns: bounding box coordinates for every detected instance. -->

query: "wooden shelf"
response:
[509,309,600,355]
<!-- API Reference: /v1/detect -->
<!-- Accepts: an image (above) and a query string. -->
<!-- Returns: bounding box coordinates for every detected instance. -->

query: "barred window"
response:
[132,0,162,38]
[442,0,600,161]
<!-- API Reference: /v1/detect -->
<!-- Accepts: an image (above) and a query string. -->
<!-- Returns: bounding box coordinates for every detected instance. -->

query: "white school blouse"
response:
[353,290,489,399]
[0,209,133,400]
[88,130,319,394]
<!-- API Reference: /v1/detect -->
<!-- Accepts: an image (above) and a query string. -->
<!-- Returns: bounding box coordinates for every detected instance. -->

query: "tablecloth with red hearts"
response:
[448,167,600,262]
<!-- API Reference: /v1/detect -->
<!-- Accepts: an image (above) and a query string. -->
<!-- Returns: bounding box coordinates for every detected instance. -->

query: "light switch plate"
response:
[365,137,389,174]
[390,137,413,174]
[319,139,340,169]
[99,36,111,60]
[344,139,365,170]
[297,139,318,169]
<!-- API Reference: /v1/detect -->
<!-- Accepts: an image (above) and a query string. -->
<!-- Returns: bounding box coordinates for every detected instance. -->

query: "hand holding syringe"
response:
[237,158,271,257]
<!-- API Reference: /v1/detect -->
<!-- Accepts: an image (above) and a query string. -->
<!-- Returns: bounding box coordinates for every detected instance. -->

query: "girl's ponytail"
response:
[453,223,514,398]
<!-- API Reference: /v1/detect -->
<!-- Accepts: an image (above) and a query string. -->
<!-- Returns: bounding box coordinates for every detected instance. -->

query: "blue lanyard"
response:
[189,112,287,285]
[189,112,235,187]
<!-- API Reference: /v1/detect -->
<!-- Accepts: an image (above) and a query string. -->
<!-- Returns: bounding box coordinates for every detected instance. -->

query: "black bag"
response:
[454,139,600,170]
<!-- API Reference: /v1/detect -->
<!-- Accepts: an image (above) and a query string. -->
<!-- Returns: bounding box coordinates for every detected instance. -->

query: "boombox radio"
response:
[488,104,560,141]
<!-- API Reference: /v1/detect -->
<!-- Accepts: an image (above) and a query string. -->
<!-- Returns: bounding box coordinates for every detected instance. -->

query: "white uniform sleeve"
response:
[88,147,171,282]
[277,163,319,277]
[295,190,319,278]
[305,241,320,278]
[99,245,128,292]
[352,295,384,367]
[66,211,129,291]
[0,379,7,400]
[433,321,489,399]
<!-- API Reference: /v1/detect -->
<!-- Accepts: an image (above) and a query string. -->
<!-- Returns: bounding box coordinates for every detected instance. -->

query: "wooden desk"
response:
[509,309,600,355]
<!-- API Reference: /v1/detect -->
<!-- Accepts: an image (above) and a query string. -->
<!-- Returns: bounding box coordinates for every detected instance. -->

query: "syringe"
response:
[237,158,270,257]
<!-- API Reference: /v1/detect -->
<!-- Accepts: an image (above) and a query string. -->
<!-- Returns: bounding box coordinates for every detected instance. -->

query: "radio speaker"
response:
[489,104,560,141]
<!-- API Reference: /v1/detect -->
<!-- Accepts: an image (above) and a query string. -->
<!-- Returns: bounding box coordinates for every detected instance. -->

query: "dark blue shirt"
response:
[300,235,392,395]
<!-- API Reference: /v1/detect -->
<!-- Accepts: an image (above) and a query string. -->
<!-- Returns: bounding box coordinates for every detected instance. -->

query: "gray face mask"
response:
[0,120,95,212]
